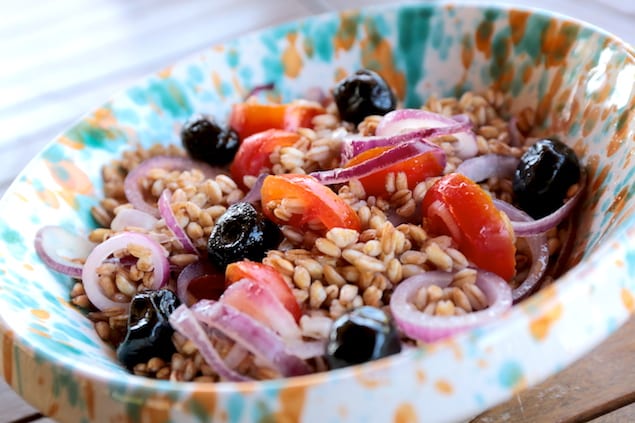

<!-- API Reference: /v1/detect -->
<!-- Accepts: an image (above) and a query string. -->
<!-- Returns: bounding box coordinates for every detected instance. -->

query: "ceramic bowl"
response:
[1,2,634,422]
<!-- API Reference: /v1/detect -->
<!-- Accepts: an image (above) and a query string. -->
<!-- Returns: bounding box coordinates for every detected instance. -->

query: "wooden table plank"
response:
[472,317,635,423]
[591,402,635,423]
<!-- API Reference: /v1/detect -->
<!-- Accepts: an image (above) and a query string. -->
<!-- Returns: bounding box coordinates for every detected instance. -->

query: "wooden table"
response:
[0,1,633,421]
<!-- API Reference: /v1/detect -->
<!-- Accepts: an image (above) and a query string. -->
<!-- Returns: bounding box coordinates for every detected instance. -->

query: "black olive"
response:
[116,289,180,370]
[333,69,397,125]
[325,306,402,369]
[181,114,239,166]
[513,138,581,219]
[207,202,282,270]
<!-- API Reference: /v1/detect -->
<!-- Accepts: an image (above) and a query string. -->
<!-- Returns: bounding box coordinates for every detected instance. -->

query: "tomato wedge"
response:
[344,146,445,197]
[230,129,300,189]
[422,173,516,281]
[225,260,301,322]
[260,174,361,234]
[229,101,325,140]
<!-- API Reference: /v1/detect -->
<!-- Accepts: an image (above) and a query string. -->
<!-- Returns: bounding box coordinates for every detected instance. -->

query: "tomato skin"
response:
[229,102,325,141]
[225,260,301,322]
[260,174,361,234]
[344,146,445,197]
[422,173,516,281]
[230,129,300,189]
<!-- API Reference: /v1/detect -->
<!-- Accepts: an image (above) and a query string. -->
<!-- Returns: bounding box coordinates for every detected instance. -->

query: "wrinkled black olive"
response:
[181,114,239,166]
[513,138,581,219]
[326,306,402,369]
[116,289,180,370]
[333,69,397,124]
[207,202,282,270]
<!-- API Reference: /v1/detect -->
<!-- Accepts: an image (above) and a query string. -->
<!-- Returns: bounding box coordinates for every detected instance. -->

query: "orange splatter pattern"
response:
[622,288,635,312]
[282,33,303,78]
[334,12,360,55]
[274,385,307,423]
[530,303,563,341]
[435,379,454,395]
[394,403,418,423]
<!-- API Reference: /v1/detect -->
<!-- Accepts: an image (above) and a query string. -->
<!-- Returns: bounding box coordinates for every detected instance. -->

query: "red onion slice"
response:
[285,339,326,360]
[34,226,95,278]
[495,182,584,236]
[455,154,519,183]
[176,260,221,306]
[389,270,512,342]
[158,189,197,253]
[124,156,224,217]
[81,231,169,311]
[312,139,445,186]
[191,299,312,377]
[341,124,468,163]
[493,200,551,303]
[110,208,159,232]
[169,305,250,382]
[375,109,477,159]
[220,278,302,341]
[242,173,267,204]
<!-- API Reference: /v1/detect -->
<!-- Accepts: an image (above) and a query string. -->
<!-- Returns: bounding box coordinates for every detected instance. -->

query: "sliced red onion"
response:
[81,231,169,311]
[493,200,550,303]
[455,154,519,183]
[242,173,267,204]
[312,139,445,186]
[390,270,512,342]
[110,208,159,232]
[285,339,326,360]
[191,299,312,377]
[494,179,584,237]
[176,259,220,306]
[244,82,275,100]
[508,116,522,147]
[221,278,302,341]
[341,115,471,163]
[375,109,477,159]
[34,226,95,278]
[169,304,250,382]
[123,156,224,217]
[158,189,197,253]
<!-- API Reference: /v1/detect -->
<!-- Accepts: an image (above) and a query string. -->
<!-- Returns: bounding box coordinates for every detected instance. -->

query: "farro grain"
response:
[309,280,327,309]
[323,264,346,287]
[362,285,382,307]
[339,284,359,303]
[315,238,341,257]
[425,243,453,271]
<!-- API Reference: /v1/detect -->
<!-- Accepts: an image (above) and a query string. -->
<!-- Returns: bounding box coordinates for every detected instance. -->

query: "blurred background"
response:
[0,0,633,421]
[0,0,633,199]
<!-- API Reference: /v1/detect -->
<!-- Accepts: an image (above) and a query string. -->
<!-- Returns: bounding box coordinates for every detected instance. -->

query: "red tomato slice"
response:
[225,260,301,322]
[229,101,325,140]
[260,174,361,234]
[344,146,445,197]
[422,173,516,280]
[230,129,300,189]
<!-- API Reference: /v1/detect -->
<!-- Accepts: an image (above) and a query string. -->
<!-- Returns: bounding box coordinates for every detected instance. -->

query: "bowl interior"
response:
[0,3,634,422]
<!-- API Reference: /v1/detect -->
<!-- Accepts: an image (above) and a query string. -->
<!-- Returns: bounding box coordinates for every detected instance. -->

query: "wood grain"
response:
[472,317,635,423]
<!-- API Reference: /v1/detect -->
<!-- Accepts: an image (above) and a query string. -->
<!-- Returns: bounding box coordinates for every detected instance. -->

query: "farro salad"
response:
[35,69,584,382]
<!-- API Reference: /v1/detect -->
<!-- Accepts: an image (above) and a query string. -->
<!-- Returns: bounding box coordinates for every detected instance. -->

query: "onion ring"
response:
[34,226,95,278]
[123,155,224,216]
[81,231,169,311]
[158,189,197,253]
[389,270,512,342]
[456,154,519,183]
[311,139,445,186]
[169,304,249,382]
[191,300,312,377]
